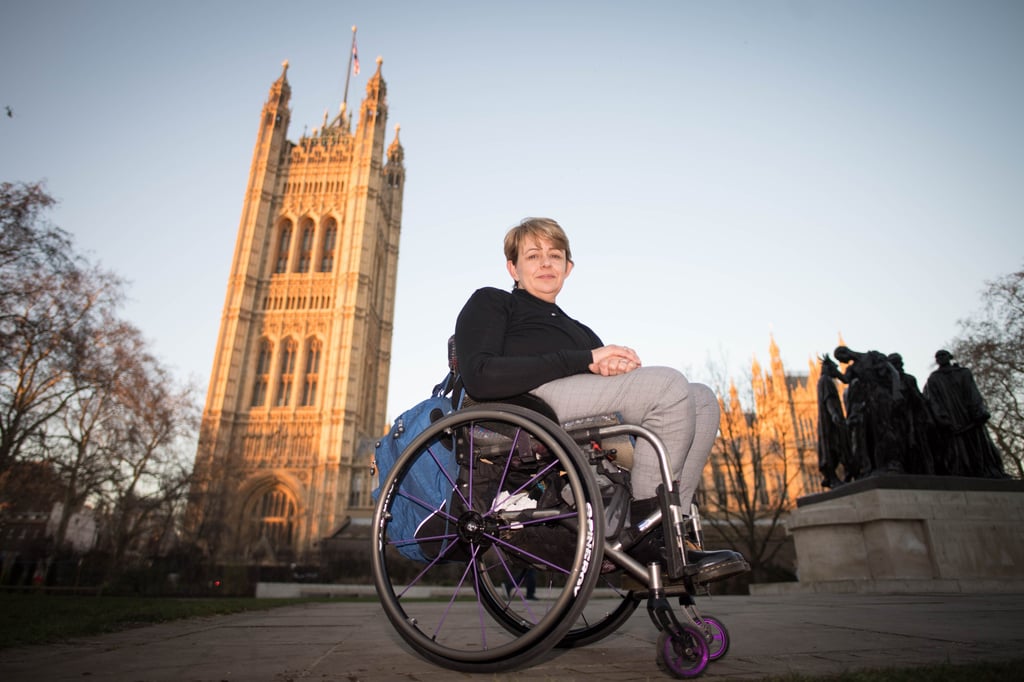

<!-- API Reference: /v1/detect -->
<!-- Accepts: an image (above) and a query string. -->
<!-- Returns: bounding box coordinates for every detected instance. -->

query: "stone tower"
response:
[188,58,405,564]
[703,337,823,514]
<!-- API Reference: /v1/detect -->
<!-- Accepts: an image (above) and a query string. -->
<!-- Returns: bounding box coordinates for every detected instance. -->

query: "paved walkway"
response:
[2,591,1023,681]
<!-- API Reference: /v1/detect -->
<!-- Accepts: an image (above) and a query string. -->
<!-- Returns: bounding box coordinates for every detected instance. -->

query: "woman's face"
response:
[506,235,573,303]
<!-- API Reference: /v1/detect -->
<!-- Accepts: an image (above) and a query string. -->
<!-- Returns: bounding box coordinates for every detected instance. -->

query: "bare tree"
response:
[0,181,63,273]
[700,345,821,582]
[43,312,198,569]
[99,333,198,575]
[46,314,141,550]
[2,182,201,585]
[705,382,804,581]
[951,267,1024,478]
[0,182,124,475]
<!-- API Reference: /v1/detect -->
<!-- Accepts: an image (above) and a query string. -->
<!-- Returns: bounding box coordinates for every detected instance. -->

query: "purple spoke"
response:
[387,414,582,646]
[392,532,462,599]
[491,546,541,623]
[391,519,484,599]
[491,427,522,512]
[394,560,437,599]
[392,530,456,546]
[491,458,561,514]
[470,546,490,650]
[492,546,517,588]
[485,531,573,575]
[388,530,459,567]
[496,509,578,527]
[396,486,456,522]
[429,543,486,646]
[466,424,475,511]
[426,442,463,503]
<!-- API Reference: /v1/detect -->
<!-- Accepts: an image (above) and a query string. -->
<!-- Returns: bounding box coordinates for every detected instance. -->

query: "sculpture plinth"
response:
[753,474,1024,595]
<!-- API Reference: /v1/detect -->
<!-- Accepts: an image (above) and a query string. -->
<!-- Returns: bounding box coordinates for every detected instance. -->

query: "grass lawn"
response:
[0,592,335,649]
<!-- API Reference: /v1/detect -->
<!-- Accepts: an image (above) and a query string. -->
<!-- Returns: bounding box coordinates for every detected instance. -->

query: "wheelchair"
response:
[371,389,748,678]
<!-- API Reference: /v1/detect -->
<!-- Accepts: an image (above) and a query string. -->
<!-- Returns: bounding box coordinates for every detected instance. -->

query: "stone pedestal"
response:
[759,475,1024,594]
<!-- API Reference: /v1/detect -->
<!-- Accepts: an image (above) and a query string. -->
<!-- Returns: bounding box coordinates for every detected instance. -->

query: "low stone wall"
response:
[256,582,380,599]
[753,475,1024,595]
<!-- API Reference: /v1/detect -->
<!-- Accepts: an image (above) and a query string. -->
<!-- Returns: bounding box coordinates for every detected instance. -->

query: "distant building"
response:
[45,502,98,554]
[1,510,49,550]
[1,461,99,583]
[187,57,405,565]
[701,337,825,515]
[0,461,65,555]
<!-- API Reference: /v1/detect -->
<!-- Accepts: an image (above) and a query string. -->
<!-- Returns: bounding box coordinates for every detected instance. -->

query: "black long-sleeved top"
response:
[455,287,602,400]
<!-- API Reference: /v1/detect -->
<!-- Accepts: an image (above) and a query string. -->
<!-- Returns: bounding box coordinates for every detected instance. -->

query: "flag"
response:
[352,38,360,76]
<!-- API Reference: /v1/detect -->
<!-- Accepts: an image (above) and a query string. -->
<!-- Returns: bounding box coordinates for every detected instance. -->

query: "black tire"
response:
[656,626,710,678]
[371,404,606,673]
[559,574,641,648]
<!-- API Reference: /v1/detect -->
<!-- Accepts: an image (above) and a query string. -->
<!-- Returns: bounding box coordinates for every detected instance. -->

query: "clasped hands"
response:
[589,345,642,376]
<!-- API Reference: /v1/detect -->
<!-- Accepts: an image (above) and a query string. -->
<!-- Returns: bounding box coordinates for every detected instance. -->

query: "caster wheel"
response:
[656,625,710,678]
[695,615,729,661]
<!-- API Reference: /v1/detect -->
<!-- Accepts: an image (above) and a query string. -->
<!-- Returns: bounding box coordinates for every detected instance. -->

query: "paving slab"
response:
[1,592,1022,681]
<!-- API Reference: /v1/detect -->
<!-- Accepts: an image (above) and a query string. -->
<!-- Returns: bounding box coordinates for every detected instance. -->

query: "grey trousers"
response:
[531,366,719,507]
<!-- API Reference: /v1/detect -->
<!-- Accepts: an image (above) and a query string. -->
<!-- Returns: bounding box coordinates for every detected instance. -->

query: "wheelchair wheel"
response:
[695,615,729,661]
[372,404,606,673]
[560,574,641,647]
[477,566,641,648]
[656,626,710,678]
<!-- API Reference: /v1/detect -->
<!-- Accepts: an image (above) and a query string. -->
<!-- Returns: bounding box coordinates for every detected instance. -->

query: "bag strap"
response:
[437,333,464,409]
[432,371,455,398]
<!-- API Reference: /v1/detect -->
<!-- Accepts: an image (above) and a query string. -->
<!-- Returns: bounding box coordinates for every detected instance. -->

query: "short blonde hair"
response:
[503,217,573,265]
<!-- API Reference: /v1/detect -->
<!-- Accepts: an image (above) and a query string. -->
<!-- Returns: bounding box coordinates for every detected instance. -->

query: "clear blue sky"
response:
[2,0,1022,422]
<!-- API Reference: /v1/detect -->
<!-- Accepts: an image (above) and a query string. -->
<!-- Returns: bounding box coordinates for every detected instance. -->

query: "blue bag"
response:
[371,376,457,562]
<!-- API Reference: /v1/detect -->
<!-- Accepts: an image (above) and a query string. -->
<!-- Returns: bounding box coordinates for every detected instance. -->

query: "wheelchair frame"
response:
[371,401,737,678]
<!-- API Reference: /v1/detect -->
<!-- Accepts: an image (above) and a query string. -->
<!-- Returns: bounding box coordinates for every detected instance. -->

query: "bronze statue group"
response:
[817,346,1007,488]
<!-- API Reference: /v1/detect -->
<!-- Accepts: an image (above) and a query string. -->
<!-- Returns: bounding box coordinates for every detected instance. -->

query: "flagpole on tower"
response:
[342,25,358,120]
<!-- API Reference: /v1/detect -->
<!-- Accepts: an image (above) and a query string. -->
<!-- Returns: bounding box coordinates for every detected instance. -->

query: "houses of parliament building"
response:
[184,55,827,570]
[187,57,404,564]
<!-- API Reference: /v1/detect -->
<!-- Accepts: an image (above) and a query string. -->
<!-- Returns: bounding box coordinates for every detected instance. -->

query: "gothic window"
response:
[802,465,818,494]
[251,339,273,407]
[249,487,296,552]
[373,247,387,311]
[775,471,789,502]
[348,470,366,508]
[756,467,770,506]
[296,219,314,273]
[713,465,728,508]
[360,349,379,422]
[319,218,337,272]
[275,337,297,407]
[274,221,293,274]
[300,337,322,407]
[693,485,707,511]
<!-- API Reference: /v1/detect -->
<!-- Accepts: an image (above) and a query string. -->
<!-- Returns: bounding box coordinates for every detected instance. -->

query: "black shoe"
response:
[625,525,749,585]
[683,548,750,585]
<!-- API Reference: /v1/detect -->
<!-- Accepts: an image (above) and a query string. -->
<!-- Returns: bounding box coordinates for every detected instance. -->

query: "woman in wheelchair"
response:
[454,216,746,586]
[371,216,747,676]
